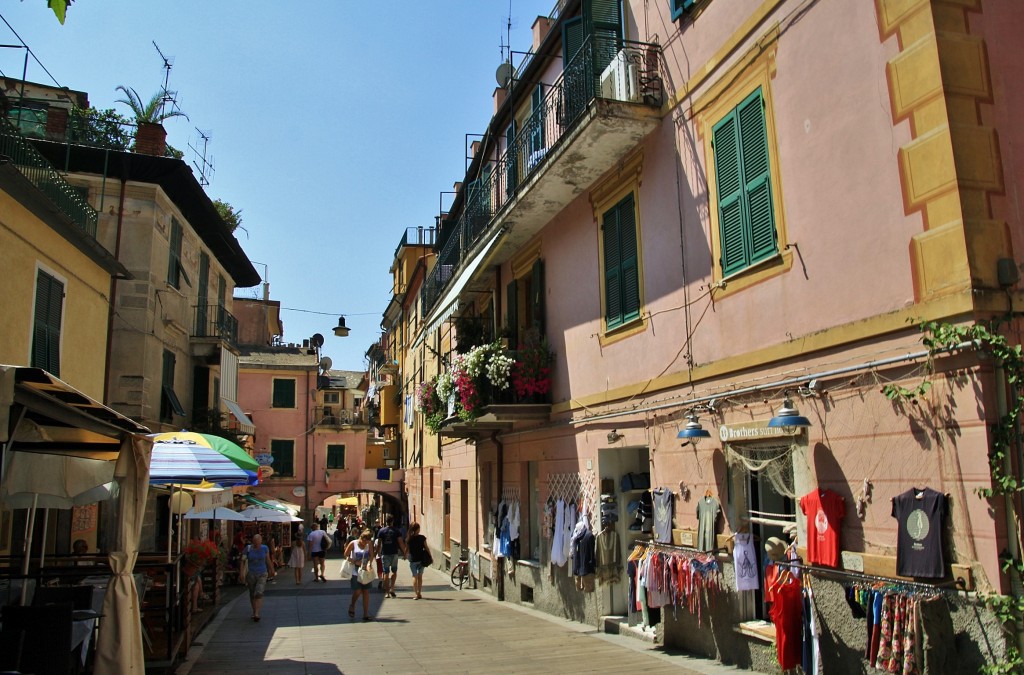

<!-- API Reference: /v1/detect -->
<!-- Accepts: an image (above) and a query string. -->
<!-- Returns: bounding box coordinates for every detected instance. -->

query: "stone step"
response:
[601,614,658,643]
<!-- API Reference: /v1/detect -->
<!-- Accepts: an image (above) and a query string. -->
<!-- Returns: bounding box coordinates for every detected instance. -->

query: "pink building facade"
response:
[382,0,1024,671]
[237,348,401,520]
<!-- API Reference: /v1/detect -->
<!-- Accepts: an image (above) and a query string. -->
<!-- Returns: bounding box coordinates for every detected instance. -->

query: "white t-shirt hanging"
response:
[732,532,760,591]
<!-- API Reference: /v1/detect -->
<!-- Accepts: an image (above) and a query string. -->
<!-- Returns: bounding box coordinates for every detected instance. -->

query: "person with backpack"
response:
[306,521,331,582]
[374,514,406,598]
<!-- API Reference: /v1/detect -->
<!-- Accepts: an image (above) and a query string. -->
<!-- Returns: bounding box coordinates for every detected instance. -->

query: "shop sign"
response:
[719,421,799,443]
[258,465,275,480]
[292,486,306,497]
[195,488,232,511]
[256,453,274,466]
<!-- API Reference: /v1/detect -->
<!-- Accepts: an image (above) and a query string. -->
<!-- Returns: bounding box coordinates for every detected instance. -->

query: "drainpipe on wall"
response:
[304,368,312,519]
[493,430,504,602]
[103,177,128,404]
[995,362,1024,656]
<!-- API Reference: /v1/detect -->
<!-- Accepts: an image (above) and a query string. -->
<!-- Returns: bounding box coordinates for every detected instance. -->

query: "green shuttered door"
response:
[603,193,640,329]
[32,270,63,376]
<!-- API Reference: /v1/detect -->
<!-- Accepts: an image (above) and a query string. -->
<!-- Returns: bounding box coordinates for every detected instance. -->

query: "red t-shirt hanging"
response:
[800,488,845,567]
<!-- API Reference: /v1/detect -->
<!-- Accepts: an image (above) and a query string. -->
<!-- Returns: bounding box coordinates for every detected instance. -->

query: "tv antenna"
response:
[496,0,514,88]
[189,128,215,186]
[152,41,181,119]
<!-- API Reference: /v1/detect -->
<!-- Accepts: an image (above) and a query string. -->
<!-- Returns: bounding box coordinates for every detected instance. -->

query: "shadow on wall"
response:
[811,442,862,551]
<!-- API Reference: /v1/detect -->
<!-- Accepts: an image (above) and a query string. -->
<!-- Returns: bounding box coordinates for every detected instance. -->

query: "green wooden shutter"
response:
[713,110,747,276]
[531,258,545,334]
[506,121,517,197]
[530,85,545,155]
[738,90,777,263]
[618,194,640,323]
[32,271,63,376]
[670,0,697,21]
[272,379,296,408]
[603,202,622,327]
[167,218,182,287]
[587,0,623,84]
[271,439,294,477]
[506,278,519,349]
[197,252,209,335]
[603,194,640,328]
[562,16,586,124]
[713,87,776,277]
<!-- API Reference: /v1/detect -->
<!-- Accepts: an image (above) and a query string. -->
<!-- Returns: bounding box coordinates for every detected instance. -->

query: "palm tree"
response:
[114,86,189,125]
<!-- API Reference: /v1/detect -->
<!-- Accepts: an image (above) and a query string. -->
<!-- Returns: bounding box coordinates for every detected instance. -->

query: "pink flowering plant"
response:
[415,376,447,434]
[511,329,554,400]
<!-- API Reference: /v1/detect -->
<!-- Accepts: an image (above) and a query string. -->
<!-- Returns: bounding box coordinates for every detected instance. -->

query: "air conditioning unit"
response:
[599,49,642,103]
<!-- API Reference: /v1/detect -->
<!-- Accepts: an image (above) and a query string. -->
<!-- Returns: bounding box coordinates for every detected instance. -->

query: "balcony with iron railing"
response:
[0,118,99,237]
[191,303,238,345]
[315,406,366,428]
[420,36,662,318]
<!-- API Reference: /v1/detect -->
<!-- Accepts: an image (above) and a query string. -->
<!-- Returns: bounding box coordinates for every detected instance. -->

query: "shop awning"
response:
[415,227,504,347]
[244,494,288,512]
[0,365,150,460]
[223,399,256,435]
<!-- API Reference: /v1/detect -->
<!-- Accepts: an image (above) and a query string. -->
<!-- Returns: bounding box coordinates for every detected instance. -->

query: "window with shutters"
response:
[270,439,295,477]
[669,0,702,21]
[591,151,646,341]
[326,444,346,470]
[160,349,185,423]
[712,88,778,277]
[271,378,296,408]
[505,241,545,350]
[601,193,641,329]
[167,218,184,288]
[697,48,790,294]
[31,269,64,377]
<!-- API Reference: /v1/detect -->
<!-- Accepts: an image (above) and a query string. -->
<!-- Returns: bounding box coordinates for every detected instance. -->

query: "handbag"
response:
[339,559,355,581]
[421,548,433,567]
[323,533,333,551]
[357,566,377,585]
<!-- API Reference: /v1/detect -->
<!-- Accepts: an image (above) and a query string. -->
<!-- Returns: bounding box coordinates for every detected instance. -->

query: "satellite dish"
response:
[495,62,513,88]
[319,356,333,372]
[310,333,325,348]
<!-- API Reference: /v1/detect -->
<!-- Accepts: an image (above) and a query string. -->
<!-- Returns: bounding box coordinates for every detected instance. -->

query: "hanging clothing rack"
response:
[648,540,728,557]
[775,559,967,595]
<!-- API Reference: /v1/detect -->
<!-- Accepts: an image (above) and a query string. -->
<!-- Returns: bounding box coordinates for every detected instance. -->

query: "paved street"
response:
[178,557,740,675]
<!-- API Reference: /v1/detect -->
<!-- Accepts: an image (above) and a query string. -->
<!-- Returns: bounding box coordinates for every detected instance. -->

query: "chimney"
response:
[135,122,167,156]
[45,107,69,139]
[453,181,463,194]
[494,87,508,114]
[532,16,552,50]
[471,140,481,157]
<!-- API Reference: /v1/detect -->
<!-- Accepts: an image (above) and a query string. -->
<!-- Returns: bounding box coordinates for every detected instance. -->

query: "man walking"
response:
[307,521,329,582]
[375,514,406,598]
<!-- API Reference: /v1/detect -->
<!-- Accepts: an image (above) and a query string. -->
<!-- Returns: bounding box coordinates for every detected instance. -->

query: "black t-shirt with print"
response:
[891,487,947,578]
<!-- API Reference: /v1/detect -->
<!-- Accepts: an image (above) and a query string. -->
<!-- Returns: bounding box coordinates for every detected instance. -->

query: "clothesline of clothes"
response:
[627,541,725,627]
[491,496,521,560]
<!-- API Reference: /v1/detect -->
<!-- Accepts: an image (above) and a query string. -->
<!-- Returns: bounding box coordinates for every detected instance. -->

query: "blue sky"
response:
[1,0,551,370]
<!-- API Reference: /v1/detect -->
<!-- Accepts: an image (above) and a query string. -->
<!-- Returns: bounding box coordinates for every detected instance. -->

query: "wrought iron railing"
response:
[0,118,99,237]
[192,303,238,345]
[420,36,661,317]
[394,225,437,258]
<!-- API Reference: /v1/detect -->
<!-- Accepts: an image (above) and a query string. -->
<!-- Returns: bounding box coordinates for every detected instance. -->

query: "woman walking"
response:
[344,529,377,620]
[406,522,430,600]
[288,530,306,584]
[244,533,274,622]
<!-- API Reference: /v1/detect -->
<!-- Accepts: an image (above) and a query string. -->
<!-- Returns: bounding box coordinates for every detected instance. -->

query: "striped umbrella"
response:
[148,431,258,486]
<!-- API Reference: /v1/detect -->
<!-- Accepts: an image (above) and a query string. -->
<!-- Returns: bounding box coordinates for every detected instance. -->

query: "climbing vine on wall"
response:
[914,319,1024,674]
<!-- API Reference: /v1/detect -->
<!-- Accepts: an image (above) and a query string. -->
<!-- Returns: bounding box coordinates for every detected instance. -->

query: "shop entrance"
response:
[598,444,650,617]
[727,440,800,620]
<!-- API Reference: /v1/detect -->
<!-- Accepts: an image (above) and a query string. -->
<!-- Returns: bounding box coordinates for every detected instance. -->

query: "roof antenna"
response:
[152,41,182,119]
[189,128,215,186]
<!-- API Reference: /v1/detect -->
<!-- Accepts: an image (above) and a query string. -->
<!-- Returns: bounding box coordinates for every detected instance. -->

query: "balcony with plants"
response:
[416,328,554,438]
[419,34,662,320]
[0,117,99,237]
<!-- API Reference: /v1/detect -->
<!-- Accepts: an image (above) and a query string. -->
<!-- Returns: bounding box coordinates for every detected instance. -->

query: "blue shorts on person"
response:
[409,561,424,577]
[381,553,399,574]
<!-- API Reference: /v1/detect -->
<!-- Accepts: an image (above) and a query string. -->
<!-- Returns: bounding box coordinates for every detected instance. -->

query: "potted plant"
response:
[512,329,554,403]
[183,538,220,577]
[416,376,447,434]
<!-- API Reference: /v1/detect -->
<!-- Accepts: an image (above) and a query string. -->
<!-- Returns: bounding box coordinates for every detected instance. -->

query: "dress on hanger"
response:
[652,488,673,544]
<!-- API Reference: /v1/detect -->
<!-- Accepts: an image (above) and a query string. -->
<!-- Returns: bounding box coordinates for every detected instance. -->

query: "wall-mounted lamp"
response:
[607,430,623,444]
[333,316,351,338]
[767,391,812,433]
[676,412,712,447]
